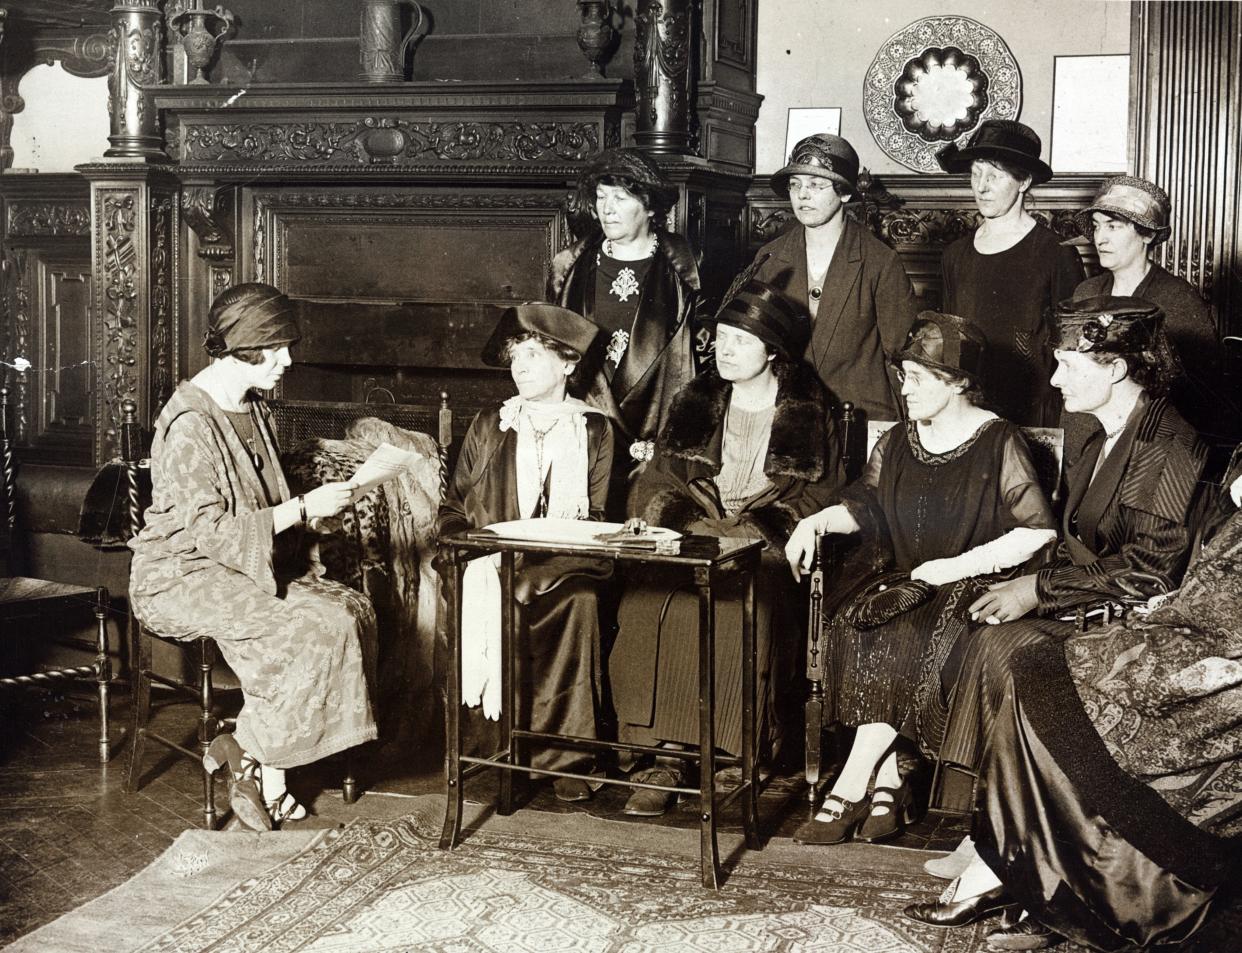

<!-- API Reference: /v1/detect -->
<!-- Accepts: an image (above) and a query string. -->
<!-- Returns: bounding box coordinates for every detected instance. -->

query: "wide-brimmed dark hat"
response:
[1073,176,1172,245]
[892,311,987,383]
[576,147,679,214]
[771,133,860,199]
[1053,295,1166,354]
[700,279,810,360]
[481,303,601,367]
[936,119,1053,185]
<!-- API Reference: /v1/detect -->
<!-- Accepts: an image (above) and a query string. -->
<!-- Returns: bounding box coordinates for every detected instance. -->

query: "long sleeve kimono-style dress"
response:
[610,363,843,758]
[128,382,378,770]
[828,418,1055,740]
[436,403,614,773]
[976,468,1242,951]
[930,394,1207,788]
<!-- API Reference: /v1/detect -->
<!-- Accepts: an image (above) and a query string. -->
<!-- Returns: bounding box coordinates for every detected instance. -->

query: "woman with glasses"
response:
[749,133,919,425]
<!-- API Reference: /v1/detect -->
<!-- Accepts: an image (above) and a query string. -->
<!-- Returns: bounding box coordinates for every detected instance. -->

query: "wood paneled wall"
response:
[1132,0,1242,335]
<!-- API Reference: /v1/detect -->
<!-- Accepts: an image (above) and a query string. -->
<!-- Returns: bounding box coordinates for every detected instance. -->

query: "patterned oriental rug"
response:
[141,812,991,953]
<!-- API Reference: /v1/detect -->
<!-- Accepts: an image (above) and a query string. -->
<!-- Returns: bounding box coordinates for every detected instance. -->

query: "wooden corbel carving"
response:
[181,185,234,260]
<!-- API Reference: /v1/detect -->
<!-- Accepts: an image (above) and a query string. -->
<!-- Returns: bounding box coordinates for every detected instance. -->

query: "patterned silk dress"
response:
[129,382,378,769]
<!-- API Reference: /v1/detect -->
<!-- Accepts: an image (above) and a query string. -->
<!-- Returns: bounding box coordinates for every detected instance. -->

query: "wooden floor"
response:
[0,681,972,947]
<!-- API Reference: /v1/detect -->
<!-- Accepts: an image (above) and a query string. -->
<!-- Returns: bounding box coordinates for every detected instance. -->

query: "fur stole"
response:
[657,362,829,481]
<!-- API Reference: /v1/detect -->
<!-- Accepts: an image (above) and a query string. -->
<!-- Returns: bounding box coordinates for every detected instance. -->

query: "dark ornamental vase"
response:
[576,1,616,77]
[169,2,235,85]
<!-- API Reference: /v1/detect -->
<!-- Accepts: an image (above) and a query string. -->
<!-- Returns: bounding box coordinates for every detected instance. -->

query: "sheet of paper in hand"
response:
[348,442,421,502]
[481,518,680,548]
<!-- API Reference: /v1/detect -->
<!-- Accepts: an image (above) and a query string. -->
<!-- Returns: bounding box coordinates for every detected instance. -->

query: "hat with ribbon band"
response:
[771,133,860,199]
[936,119,1053,185]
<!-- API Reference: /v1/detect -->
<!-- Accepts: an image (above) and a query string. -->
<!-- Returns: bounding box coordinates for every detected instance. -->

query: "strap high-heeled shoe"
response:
[265,791,309,827]
[857,783,914,843]
[792,794,870,845]
[203,734,271,832]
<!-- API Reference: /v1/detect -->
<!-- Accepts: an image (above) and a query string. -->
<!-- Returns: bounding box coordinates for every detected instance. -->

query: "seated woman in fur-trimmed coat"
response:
[608,279,844,816]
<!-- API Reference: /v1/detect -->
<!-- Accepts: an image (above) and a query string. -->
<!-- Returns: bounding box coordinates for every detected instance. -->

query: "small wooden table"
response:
[437,529,765,889]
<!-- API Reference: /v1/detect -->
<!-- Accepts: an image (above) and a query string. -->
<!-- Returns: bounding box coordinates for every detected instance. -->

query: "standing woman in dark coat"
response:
[1072,175,1231,443]
[907,451,1242,952]
[436,304,613,804]
[609,280,843,816]
[552,148,703,485]
[938,120,1085,426]
[750,133,919,423]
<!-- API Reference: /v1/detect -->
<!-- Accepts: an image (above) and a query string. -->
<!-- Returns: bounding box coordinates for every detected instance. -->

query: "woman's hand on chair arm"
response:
[784,504,859,580]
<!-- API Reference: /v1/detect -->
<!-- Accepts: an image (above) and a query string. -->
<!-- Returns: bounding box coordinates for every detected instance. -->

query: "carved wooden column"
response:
[633,0,694,155]
[105,0,169,161]
[1132,1,1242,333]
[77,163,180,463]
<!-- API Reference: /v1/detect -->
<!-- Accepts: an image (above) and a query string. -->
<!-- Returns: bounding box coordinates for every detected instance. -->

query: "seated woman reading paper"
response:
[128,283,377,831]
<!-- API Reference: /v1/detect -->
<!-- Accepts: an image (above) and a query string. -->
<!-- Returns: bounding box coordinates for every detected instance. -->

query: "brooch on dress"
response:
[605,329,630,365]
[629,440,655,462]
[610,267,641,302]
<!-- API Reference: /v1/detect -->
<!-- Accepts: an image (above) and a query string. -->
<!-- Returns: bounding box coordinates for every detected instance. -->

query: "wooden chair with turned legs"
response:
[0,383,113,763]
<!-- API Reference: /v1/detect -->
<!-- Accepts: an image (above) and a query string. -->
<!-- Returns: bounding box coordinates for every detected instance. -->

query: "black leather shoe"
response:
[986,918,1063,950]
[902,884,1015,928]
[792,796,869,845]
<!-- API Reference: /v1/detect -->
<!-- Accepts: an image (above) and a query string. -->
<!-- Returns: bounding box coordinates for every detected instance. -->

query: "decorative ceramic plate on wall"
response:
[864,16,1021,173]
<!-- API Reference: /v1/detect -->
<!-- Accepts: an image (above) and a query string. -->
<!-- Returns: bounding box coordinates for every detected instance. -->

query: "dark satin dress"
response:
[829,418,1053,738]
[976,464,1242,951]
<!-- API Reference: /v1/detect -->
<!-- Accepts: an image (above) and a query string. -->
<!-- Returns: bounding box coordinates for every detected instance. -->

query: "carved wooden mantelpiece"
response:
[154,81,634,179]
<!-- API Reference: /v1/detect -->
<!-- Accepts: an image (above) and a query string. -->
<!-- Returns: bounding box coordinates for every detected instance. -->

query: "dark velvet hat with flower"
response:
[892,311,988,383]
[481,302,601,367]
[936,119,1053,185]
[699,278,810,360]
[771,133,860,199]
[1053,295,1166,354]
[1073,175,1173,245]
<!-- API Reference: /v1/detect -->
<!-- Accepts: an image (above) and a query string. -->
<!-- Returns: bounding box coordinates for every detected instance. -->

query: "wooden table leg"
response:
[439,551,465,850]
[740,558,761,849]
[695,566,721,889]
[498,551,517,815]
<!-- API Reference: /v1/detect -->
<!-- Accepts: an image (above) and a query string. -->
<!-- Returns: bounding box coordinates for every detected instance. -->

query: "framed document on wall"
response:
[785,107,842,158]
[1051,54,1130,172]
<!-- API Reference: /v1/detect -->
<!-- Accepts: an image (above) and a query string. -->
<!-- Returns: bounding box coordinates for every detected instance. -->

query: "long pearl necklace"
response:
[526,411,560,517]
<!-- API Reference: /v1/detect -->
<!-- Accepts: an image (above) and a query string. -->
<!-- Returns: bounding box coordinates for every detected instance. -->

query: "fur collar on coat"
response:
[657,361,830,482]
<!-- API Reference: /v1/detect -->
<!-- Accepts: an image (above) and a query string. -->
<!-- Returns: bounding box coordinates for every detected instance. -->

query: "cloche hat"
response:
[892,312,988,384]
[1073,176,1172,245]
[700,278,810,360]
[771,133,860,199]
